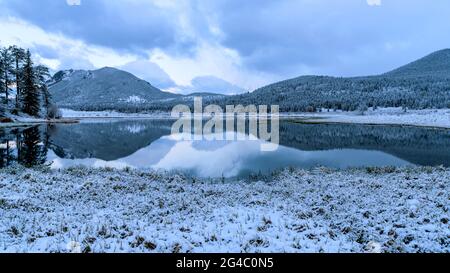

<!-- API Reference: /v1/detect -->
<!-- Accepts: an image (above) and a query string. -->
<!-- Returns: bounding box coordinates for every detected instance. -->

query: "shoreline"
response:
[290,108,450,129]
[61,107,450,129]
[0,166,448,253]
[0,119,79,128]
[2,118,449,130]
[2,107,449,130]
[289,119,450,131]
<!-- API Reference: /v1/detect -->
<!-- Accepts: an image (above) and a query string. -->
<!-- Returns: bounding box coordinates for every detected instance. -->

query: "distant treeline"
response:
[61,74,450,113]
[216,75,450,112]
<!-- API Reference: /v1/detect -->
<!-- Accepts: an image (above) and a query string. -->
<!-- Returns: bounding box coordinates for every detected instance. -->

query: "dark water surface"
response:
[1,119,449,177]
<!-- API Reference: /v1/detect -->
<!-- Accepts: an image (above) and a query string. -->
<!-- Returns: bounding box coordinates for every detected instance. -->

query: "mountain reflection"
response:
[1,119,449,177]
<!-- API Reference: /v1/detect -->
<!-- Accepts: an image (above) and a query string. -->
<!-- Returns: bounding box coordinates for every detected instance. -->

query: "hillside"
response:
[48,67,230,112]
[211,49,450,112]
[385,49,450,78]
[48,67,180,111]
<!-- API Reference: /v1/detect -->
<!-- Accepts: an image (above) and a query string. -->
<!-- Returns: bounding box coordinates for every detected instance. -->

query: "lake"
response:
[1,119,450,178]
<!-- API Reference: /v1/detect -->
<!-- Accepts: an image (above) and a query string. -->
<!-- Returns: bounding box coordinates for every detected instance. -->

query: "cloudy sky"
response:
[0,0,449,94]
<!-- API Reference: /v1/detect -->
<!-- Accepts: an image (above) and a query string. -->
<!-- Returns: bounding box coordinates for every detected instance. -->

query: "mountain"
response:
[49,49,450,112]
[210,49,450,111]
[48,67,180,111]
[49,67,231,111]
[385,48,450,78]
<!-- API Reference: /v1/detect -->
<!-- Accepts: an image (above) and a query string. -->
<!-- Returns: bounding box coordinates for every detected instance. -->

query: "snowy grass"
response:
[0,166,448,253]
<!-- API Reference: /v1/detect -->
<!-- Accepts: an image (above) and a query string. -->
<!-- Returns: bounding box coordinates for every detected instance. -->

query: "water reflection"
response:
[0,126,48,168]
[1,119,449,178]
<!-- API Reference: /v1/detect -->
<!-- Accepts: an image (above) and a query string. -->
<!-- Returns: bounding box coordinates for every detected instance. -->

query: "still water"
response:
[1,119,449,177]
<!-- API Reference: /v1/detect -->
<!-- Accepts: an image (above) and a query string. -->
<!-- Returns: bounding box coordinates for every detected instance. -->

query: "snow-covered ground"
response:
[60,109,171,119]
[299,108,450,129]
[0,166,448,253]
[0,113,78,128]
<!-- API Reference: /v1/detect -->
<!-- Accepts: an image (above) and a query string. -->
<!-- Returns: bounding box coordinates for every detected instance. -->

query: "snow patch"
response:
[125,96,147,104]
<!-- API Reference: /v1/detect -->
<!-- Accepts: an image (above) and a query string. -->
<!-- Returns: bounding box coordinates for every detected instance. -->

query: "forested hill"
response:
[48,67,180,111]
[213,49,450,112]
[48,67,227,112]
[385,49,450,78]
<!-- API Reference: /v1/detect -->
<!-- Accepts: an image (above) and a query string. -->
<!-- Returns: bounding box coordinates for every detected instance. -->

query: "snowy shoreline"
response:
[0,166,448,253]
[1,112,79,128]
[59,108,450,129]
[299,108,450,129]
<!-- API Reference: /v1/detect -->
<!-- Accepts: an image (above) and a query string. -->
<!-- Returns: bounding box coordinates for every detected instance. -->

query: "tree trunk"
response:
[6,140,10,166]
[4,70,8,104]
[15,59,19,109]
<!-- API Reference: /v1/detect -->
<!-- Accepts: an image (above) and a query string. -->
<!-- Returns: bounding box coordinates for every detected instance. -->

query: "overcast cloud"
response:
[1,0,449,93]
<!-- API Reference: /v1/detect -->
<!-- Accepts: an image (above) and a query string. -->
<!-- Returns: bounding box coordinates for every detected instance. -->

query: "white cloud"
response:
[66,0,81,6]
[0,17,265,90]
[0,13,277,91]
[149,43,275,91]
[173,75,246,95]
[367,0,381,6]
[119,60,176,89]
[0,17,134,70]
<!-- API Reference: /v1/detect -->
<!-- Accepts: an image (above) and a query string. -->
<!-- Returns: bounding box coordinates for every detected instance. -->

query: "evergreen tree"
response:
[0,49,3,104]
[0,47,14,104]
[21,50,40,117]
[34,65,52,117]
[9,46,26,109]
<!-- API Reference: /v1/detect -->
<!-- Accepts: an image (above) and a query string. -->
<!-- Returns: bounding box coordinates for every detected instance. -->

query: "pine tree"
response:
[34,65,52,117]
[0,47,14,104]
[42,85,52,117]
[0,49,3,104]
[21,50,40,117]
[9,46,26,109]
